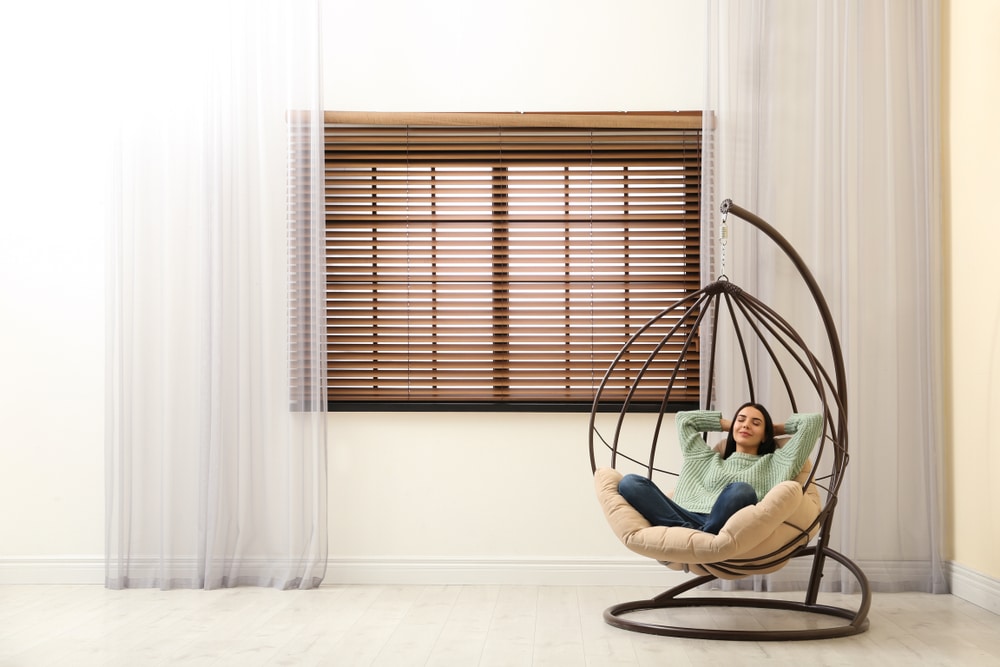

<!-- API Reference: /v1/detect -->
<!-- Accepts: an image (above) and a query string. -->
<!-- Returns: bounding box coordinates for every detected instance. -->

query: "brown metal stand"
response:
[604,544,871,641]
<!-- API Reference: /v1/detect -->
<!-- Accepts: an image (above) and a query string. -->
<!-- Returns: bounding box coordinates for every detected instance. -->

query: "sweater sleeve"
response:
[675,410,724,457]
[777,412,823,471]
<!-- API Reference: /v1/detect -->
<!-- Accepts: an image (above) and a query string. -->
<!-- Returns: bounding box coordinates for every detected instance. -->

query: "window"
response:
[291,112,703,411]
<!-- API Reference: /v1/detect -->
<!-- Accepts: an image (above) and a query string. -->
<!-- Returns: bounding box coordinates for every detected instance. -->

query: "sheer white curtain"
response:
[106,0,328,589]
[704,0,947,593]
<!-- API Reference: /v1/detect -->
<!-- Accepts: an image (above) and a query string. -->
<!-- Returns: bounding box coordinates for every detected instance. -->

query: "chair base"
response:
[604,546,871,641]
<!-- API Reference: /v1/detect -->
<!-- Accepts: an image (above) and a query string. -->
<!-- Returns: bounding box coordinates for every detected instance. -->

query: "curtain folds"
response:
[106,0,327,590]
[705,0,947,593]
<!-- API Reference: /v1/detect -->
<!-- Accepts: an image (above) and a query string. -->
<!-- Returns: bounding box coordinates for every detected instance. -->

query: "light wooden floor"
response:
[1,584,999,666]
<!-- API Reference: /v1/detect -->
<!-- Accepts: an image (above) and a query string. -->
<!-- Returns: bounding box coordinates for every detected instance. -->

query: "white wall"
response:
[0,3,112,581]
[4,0,998,598]
[0,0,706,584]
[323,0,706,113]
[322,0,706,584]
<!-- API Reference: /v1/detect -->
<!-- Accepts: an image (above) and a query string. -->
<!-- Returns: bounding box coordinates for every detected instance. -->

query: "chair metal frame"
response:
[589,199,871,641]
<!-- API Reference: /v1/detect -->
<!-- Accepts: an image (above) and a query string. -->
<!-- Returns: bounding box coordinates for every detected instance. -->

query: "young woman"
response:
[617,403,822,534]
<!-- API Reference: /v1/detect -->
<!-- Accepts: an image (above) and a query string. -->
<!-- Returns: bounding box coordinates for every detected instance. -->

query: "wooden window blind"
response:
[298,111,703,410]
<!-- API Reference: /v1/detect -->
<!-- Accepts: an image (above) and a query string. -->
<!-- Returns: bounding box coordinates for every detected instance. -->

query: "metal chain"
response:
[719,209,729,280]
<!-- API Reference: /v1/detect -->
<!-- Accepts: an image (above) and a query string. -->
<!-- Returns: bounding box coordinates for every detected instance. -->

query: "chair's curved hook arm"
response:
[719,200,847,420]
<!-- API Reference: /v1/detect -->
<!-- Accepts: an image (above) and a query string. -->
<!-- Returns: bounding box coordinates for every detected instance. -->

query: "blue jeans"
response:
[617,474,758,534]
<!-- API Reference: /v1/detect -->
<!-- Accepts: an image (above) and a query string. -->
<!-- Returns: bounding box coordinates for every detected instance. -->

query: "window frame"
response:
[290,111,704,413]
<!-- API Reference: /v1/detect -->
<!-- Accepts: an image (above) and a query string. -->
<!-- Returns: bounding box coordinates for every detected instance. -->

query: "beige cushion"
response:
[594,453,822,579]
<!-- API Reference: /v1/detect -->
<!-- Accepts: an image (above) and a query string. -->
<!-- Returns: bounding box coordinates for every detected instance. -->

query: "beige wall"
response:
[943,0,1000,579]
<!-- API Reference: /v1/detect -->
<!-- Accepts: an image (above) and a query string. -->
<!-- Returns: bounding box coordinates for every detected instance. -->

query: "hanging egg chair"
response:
[589,199,871,640]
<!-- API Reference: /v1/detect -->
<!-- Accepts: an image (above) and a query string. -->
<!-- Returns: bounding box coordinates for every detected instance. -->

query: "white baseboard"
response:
[5,554,997,610]
[0,555,680,588]
[946,561,1000,615]
[0,557,104,585]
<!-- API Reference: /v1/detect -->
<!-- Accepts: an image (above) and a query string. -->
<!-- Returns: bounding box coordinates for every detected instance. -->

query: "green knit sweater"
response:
[671,410,823,513]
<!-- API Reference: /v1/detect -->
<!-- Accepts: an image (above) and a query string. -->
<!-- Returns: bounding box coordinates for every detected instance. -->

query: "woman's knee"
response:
[724,481,758,506]
[618,473,651,500]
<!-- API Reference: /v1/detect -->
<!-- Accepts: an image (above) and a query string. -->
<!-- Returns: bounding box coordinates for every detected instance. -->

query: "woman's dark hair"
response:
[722,402,777,459]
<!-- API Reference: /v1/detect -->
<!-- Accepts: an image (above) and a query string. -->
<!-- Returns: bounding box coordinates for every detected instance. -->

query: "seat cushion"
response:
[594,461,822,579]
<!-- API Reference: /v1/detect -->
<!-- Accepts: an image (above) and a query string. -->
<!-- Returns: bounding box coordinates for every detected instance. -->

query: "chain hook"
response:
[718,208,729,281]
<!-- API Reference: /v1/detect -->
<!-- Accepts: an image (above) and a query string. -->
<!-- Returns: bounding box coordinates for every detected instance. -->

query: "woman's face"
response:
[733,406,766,453]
